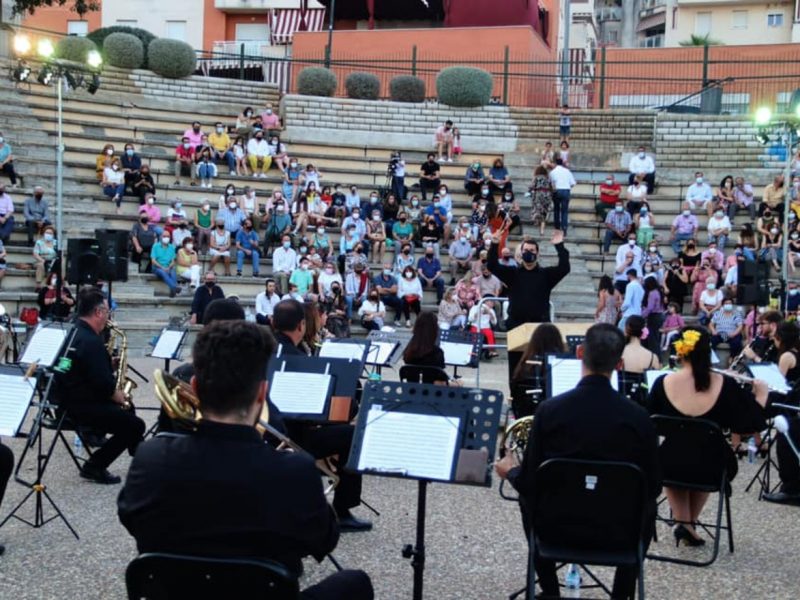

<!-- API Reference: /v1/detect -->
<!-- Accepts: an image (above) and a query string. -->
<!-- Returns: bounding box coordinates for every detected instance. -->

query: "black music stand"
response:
[439,329,481,379]
[347,382,503,600]
[150,327,188,374]
[564,335,585,356]
[545,355,620,399]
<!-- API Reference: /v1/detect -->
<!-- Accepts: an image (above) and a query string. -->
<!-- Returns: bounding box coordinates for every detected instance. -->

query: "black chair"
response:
[619,371,647,407]
[41,406,94,472]
[646,415,733,567]
[509,376,545,419]
[399,364,450,385]
[126,553,299,600]
[526,458,649,600]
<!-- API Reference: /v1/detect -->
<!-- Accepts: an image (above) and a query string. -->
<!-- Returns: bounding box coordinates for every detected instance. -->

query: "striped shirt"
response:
[711,309,742,336]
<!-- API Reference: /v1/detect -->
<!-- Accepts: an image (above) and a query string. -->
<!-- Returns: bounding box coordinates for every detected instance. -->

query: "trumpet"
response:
[153,369,339,494]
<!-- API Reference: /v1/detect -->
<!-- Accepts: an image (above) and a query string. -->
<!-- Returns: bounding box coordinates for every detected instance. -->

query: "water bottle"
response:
[73,434,83,458]
[565,563,581,594]
[245,307,256,323]
[747,436,757,464]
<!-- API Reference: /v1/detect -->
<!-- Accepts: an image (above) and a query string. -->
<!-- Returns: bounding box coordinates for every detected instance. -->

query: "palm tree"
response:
[679,34,723,47]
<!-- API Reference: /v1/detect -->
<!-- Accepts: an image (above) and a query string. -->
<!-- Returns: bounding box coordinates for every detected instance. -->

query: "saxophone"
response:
[106,320,137,407]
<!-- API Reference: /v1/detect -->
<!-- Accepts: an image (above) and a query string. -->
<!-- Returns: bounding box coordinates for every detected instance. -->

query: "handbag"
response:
[20,307,39,326]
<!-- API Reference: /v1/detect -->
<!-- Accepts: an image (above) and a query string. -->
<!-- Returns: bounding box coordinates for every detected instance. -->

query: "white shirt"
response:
[707,215,731,235]
[549,165,576,190]
[685,182,713,204]
[468,304,497,330]
[247,138,270,157]
[700,289,722,308]
[724,266,738,287]
[627,184,647,200]
[255,291,280,317]
[628,154,655,174]
[317,270,343,296]
[397,276,423,297]
[616,242,643,271]
[104,167,124,184]
[272,246,297,274]
[358,299,385,317]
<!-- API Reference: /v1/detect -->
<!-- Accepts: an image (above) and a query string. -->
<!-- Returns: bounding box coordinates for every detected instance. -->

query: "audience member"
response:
[193,200,213,253]
[151,233,181,297]
[176,237,201,288]
[628,145,656,193]
[372,264,402,325]
[317,261,343,300]
[131,163,155,206]
[0,132,18,187]
[697,275,722,325]
[539,141,555,169]
[417,246,445,304]
[433,120,454,162]
[761,175,786,217]
[174,136,196,186]
[731,177,756,221]
[102,158,126,213]
[664,258,689,307]
[95,143,114,180]
[594,275,618,325]
[709,298,744,360]
[469,298,499,358]
[603,200,632,254]
[685,171,713,212]
[548,158,575,235]
[282,159,302,200]
[625,174,648,216]
[398,265,423,327]
[528,165,552,237]
[707,207,732,250]
[120,143,141,192]
[701,241,724,273]
[190,271,224,324]
[395,242,415,275]
[208,219,232,276]
[32,224,57,288]
[345,262,370,319]
[366,209,387,263]
[488,158,512,194]
[619,269,643,330]
[448,232,474,284]
[358,291,385,331]
[670,202,699,254]
[255,279,281,325]
[438,287,467,330]
[417,155,441,203]
[641,276,665,353]
[37,273,74,321]
[557,140,570,167]
[0,185,14,243]
[713,175,735,219]
[635,203,656,247]
[23,186,51,246]
[235,218,260,278]
[464,161,486,196]
[208,121,236,175]
[196,147,218,189]
[596,173,622,220]
[130,214,157,273]
[760,223,783,271]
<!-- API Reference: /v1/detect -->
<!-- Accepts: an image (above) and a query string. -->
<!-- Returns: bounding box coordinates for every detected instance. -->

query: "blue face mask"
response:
[282,241,291,249]
[126,149,134,157]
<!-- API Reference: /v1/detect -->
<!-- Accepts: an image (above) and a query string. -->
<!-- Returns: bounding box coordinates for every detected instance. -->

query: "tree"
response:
[12,0,99,18]
[679,34,723,47]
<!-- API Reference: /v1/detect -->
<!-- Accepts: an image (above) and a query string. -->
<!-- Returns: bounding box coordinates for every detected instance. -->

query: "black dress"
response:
[404,346,445,369]
[647,373,766,483]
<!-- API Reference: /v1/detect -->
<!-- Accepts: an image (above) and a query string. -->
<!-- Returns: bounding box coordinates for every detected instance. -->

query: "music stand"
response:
[439,329,481,380]
[564,335,585,356]
[546,355,619,398]
[367,329,412,366]
[347,381,503,600]
[150,327,188,374]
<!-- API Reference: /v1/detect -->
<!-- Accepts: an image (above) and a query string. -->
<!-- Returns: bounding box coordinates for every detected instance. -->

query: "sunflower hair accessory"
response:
[674,330,701,358]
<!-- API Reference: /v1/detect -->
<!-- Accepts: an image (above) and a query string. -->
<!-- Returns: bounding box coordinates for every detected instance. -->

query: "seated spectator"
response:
[689,259,714,314]
[344,185,361,214]
[235,217,261,277]
[389,152,406,201]
[33,224,57,289]
[326,185,347,222]
[311,225,333,260]
[307,184,332,229]
[184,121,204,146]
[760,224,783,271]
[498,246,518,268]
[367,210,387,263]
[131,164,155,206]
[419,216,442,260]
[263,199,292,253]
[290,191,311,236]
[455,271,480,310]
[701,241,724,273]
[218,184,237,212]
[281,282,304,303]
[130,214,157,273]
[0,184,14,243]
[303,243,323,271]
[438,287,467,330]
[452,127,462,159]
[268,134,289,173]
[382,193,400,234]
[710,298,744,361]
[731,177,756,221]
[193,200,213,253]
[737,223,757,261]
[621,315,660,373]
[208,219,232,276]
[255,278,281,325]
[345,262,370,319]
[300,164,322,192]
[417,247,445,304]
[272,234,297,294]
[392,211,415,259]
[433,120,454,162]
[37,273,74,321]
[539,141,555,169]
[471,249,490,278]
[529,165,553,237]
[218,198,245,238]
[603,200,633,254]
[395,242,415,275]
[398,265,423,327]
[151,233,181,297]
[643,242,664,280]
[470,201,489,242]
[407,195,423,227]
[96,143,115,181]
[448,231,474,284]
[660,302,685,351]
[246,130,271,179]
[761,175,786,217]
[789,231,800,274]
[616,232,643,274]
[697,276,722,325]
[188,271,224,325]
[625,174,648,216]
[488,158,512,194]
[166,200,190,242]
[232,135,248,176]
[419,154,441,201]
[707,208,732,250]
[757,208,779,245]
[174,237,199,289]
[372,264,402,325]
[635,203,656,247]
[469,298,498,359]
[361,190,382,219]
[358,291,385,331]
[208,121,236,175]
[102,158,126,213]
[595,274,618,325]
[0,132,18,188]
[713,175,735,219]
[596,173,621,220]
[670,202,699,255]
[474,263,503,299]
[121,143,142,193]
[289,256,314,298]
[282,159,302,200]
[619,269,644,330]
[627,145,656,193]
[174,137,196,186]
[196,147,218,189]
[261,103,282,132]
[685,171,713,212]
[613,252,636,296]
[138,194,163,235]
[499,190,522,235]
[317,261,343,301]
[235,106,254,138]
[464,161,485,196]
[24,186,51,246]
[341,208,366,240]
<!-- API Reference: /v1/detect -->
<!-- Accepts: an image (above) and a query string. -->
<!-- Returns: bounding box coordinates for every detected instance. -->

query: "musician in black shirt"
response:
[118,321,373,599]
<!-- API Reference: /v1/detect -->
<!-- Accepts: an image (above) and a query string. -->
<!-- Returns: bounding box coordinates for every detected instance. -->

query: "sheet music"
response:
[270,371,330,414]
[645,370,667,391]
[358,407,461,481]
[711,349,721,365]
[319,341,366,361]
[547,357,618,396]
[748,363,792,394]
[0,374,35,436]
[151,329,185,359]
[365,341,397,366]
[20,326,67,366]
[441,341,473,366]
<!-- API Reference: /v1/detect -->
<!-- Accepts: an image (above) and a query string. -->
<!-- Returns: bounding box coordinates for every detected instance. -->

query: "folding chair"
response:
[399,364,451,385]
[40,406,94,473]
[525,458,649,600]
[126,553,299,600]
[647,415,734,567]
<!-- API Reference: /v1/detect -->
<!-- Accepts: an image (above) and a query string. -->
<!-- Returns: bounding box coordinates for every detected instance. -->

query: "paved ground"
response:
[0,356,798,599]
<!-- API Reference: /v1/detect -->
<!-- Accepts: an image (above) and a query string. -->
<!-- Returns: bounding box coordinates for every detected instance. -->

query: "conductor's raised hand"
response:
[551,229,564,245]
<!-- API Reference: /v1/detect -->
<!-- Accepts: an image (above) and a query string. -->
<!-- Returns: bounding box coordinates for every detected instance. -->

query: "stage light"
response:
[37,65,54,86]
[37,38,54,59]
[86,73,100,95]
[87,50,102,69]
[755,128,771,145]
[12,60,31,82]
[13,34,31,56]
[755,106,772,126]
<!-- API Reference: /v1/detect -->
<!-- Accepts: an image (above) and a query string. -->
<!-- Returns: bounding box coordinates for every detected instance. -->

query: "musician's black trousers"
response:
[777,416,800,493]
[0,442,13,507]
[67,403,145,470]
[292,423,362,513]
[302,569,373,600]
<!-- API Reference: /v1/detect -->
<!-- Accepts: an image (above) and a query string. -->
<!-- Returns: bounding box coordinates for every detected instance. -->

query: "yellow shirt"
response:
[96,154,110,180]
[762,183,786,208]
[208,132,231,153]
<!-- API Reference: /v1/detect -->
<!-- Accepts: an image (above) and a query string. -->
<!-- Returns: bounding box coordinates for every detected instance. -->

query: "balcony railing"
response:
[639,0,666,18]
[638,33,664,47]
[596,6,622,22]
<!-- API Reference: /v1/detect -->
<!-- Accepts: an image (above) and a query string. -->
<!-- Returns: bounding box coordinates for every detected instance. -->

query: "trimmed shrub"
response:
[147,38,197,79]
[436,66,493,107]
[55,36,97,64]
[88,26,156,67]
[389,75,425,103]
[103,33,144,69]
[297,67,337,97]
[345,71,380,100]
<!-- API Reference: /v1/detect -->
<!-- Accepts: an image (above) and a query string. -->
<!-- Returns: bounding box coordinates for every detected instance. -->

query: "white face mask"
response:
[708,248,717,254]
[186,244,194,251]
[696,177,703,184]
[202,204,210,211]
[229,202,237,209]
[638,152,645,158]
[162,238,170,244]
[148,198,155,205]
[318,227,326,234]
[682,210,690,217]
[714,211,723,218]
[372,215,380,222]
[628,240,635,246]
[216,127,223,133]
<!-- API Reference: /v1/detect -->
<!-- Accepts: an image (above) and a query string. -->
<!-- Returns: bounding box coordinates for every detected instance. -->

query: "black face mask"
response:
[34,193,43,200]
[425,253,434,258]
[193,127,200,133]
[217,225,224,230]
[521,250,537,264]
[332,287,340,294]
[205,281,215,289]
[140,218,148,224]
[370,296,379,301]
[403,249,410,255]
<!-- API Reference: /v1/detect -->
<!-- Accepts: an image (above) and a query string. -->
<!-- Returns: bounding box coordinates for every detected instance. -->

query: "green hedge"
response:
[103,33,144,69]
[147,38,197,79]
[345,71,380,100]
[389,75,425,103]
[87,26,155,68]
[436,66,493,107]
[55,36,97,64]
[297,67,337,97]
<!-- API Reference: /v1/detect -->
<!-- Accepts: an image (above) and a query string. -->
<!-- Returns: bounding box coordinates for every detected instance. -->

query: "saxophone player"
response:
[56,288,145,484]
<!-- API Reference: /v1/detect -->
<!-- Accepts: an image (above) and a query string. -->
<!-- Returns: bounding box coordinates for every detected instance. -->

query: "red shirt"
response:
[176,144,194,160]
[599,182,622,205]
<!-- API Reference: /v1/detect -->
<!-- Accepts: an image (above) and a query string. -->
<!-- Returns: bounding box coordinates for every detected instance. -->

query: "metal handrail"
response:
[659,77,734,112]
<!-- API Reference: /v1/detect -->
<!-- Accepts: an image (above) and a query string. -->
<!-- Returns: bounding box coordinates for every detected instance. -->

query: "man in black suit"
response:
[270,299,372,532]
[118,320,373,599]
[496,323,661,599]
[56,288,145,484]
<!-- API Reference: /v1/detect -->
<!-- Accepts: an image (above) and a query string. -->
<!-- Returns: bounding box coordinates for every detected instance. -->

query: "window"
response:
[165,20,187,42]
[731,10,747,30]
[605,30,618,44]
[768,13,784,28]
[116,20,138,26]
[67,20,88,37]
[694,12,712,37]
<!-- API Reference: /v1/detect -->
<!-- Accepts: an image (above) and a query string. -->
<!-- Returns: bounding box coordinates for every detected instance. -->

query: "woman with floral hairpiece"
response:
[647,326,768,547]
[621,315,660,373]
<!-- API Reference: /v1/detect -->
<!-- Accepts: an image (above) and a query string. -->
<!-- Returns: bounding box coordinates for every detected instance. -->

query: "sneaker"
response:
[447,158,453,163]
[229,170,236,176]
[236,271,242,277]
[260,173,268,179]
[406,320,411,327]
[252,273,260,278]
[437,156,444,162]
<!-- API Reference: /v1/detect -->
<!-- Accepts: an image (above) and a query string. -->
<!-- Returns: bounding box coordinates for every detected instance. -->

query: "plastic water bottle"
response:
[747,436,758,464]
[73,434,83,458]
[565,563,581,595]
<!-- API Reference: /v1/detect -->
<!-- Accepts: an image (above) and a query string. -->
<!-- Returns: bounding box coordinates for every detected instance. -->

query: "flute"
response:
[712,368,787,393]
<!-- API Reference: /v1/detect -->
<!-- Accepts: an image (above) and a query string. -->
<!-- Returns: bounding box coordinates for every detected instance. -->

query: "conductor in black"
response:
[118,320,374,600]
[56,288,145,484]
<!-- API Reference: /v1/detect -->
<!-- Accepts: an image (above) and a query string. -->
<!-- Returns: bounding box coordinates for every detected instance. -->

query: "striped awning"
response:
[270,9,327,45]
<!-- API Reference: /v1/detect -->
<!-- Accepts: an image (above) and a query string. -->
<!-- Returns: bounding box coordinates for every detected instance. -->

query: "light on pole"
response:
[324,0,336,68]
[560,0,570,106]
